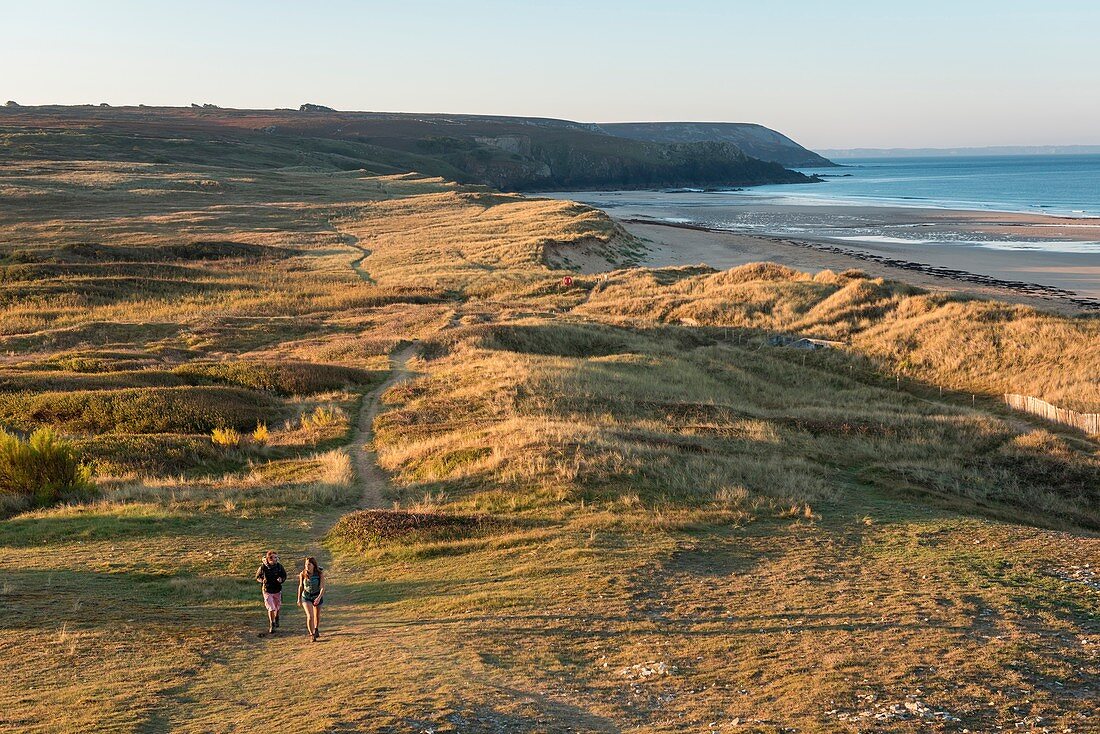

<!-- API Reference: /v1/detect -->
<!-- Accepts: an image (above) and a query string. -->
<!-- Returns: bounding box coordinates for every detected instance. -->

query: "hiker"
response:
[255,550,287,635]
[297,556,325,642]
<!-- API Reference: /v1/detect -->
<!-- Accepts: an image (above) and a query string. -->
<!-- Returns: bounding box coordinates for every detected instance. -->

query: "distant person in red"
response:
[255,550,287,635]
[297,557,325,642]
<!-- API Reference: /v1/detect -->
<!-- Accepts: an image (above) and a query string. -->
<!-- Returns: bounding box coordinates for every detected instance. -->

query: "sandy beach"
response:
[543,191,1100,312]
[625,220,1100,313]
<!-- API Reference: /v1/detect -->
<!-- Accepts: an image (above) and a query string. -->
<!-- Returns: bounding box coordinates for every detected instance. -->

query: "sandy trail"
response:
[351,345,417,508]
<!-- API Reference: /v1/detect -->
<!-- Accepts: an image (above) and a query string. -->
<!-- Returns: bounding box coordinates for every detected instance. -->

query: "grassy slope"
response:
[0,106,815,191]
[0,129,1097,732]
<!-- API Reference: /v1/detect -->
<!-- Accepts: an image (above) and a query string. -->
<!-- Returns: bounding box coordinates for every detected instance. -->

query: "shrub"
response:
[0,427,94,506]
[211,427,243,449]
[0,387,280,434]
[476,322,629,358]
[173,361,378,396]
[251,423,270,445]
[328,509,495,551]
[71,434,229,477]
[301,406,342,430]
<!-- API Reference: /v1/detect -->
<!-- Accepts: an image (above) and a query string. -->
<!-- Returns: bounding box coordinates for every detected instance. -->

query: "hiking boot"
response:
[311,630,318,642]
[268,624,276,635]
[274,613,280,628]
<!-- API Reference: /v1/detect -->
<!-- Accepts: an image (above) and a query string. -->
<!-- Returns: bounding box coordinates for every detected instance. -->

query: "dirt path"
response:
[337,230,375,284]
[350,345,417,508]
[339,221,417,509]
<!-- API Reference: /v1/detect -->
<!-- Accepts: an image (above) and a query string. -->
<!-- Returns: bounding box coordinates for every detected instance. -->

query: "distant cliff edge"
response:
[599,122,836,168]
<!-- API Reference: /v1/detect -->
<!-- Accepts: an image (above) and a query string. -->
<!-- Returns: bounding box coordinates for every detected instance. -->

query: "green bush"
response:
[71,433,231,477]
[0,387,280,434]
[173,361,379,396]
[0,428,94,506]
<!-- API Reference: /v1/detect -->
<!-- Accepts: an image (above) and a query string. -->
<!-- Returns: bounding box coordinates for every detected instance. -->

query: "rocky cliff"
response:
[599,122,835,168]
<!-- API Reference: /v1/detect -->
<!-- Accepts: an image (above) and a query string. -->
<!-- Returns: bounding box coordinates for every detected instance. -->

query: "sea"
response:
[548,155,1100,255]
[766,154,1100,218]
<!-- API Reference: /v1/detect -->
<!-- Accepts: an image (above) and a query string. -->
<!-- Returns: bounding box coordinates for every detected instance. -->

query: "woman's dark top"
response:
[302,572,322,603]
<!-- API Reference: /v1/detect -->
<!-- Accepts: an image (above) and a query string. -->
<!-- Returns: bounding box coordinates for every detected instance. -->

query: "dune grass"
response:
[338,189,636,295]
[380,320,1100,528]
[576,264,1100,412]
[1,138,1097,732]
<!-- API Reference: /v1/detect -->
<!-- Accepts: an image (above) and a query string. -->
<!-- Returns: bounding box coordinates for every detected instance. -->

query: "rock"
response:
[4,100,20,107]
[299,103,336,112]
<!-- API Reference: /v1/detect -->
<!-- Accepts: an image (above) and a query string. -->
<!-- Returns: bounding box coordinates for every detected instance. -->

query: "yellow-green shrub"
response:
[211,427,243,449]
[251,423,270,444]
[0,427,93,507]
[301,406,342,430]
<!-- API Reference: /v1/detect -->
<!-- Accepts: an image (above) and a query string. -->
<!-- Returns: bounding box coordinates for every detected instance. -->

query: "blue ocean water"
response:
[752,154,1100,217]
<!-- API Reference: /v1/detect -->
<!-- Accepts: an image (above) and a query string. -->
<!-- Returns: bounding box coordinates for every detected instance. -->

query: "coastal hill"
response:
[599,121,836,167]
[0,105,818,191]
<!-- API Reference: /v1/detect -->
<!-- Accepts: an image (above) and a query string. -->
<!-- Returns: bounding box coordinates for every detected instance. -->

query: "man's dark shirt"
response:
[256,562,287,594]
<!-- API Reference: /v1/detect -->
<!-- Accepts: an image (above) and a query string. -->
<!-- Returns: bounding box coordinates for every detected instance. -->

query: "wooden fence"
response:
[1004,394,1100,435]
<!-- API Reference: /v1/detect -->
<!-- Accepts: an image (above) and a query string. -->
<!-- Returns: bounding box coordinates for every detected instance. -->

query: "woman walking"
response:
[297,556,325,642]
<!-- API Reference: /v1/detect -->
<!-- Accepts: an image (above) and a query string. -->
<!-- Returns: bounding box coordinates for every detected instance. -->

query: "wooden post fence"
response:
[1003,394,1100,435]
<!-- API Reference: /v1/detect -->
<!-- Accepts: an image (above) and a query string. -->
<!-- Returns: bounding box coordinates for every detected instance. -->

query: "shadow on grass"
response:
[0,511,199,547]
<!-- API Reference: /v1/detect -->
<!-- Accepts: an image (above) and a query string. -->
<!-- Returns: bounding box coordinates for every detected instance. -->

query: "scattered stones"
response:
[826,694,962,725]
[1047,563,1100,591]
[618,661,674,679]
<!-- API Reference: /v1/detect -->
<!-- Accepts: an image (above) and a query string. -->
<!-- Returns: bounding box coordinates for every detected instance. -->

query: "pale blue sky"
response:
[4,0,1099,148]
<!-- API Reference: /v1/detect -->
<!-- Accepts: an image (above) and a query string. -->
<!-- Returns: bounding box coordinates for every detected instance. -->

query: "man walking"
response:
[255,550,287,635]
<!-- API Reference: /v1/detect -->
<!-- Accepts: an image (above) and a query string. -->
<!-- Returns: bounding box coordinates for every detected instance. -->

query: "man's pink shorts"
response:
[263,591,282,612]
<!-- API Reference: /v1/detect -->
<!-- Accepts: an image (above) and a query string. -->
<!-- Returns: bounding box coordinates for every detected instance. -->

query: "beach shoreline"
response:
[540,190,1100,313]
[619,218,1100,313]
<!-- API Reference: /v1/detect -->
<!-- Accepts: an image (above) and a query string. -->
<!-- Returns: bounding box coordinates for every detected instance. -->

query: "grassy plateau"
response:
[0,109,1097,733]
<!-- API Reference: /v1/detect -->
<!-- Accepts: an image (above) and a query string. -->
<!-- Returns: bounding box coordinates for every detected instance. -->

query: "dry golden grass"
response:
[339,189,635,294]
[1,145,1097,732]
[576,264,1100,412]
[378,322,1100,528]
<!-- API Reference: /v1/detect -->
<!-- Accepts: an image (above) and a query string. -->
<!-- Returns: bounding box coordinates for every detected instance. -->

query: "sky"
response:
[4,0,1099,149]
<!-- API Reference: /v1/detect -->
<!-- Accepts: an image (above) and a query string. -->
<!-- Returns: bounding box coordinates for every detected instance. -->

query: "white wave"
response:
[833,235,933,245]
